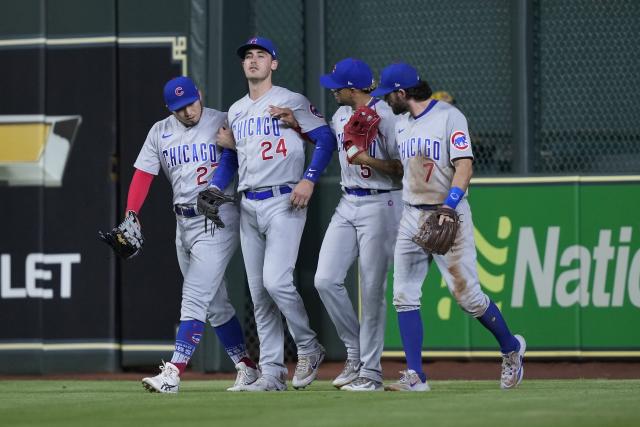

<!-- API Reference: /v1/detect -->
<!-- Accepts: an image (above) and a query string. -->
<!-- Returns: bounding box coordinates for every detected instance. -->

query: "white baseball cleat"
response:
[292,345,326,389]
[243,373,287,392]
[384,370,431,392]
[340,376,383,392]
[501,334,526,389]
[142,361,180,393]
[332,359,362,388]
[227,361,260,392]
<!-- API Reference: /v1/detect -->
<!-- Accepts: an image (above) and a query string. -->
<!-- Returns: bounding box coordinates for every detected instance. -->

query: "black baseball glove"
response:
[197,187,236,233]
[98,211,144,259]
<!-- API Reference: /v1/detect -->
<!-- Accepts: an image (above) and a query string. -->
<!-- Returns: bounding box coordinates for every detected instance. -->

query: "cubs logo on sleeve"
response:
[309,104,324,118]
[451,131,469,150]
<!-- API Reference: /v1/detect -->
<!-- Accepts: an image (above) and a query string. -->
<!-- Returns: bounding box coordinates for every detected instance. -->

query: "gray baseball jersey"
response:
[392,100,489,317]
[134,107,235,199]
[133,107,239,325]
[332,99,402,190]
[229,86,326,191]
[229,86,326,379]
[315,98,402,383]
[394,100,473,205]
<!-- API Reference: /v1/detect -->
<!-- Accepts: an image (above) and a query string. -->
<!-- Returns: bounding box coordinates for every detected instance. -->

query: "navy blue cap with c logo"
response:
[164,76,200,111]
[237,36,278,59]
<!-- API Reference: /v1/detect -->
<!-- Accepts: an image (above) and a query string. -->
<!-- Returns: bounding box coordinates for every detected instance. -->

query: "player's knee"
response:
[262,278,283,295]
[314,275,334,294]
[455,289,489,317]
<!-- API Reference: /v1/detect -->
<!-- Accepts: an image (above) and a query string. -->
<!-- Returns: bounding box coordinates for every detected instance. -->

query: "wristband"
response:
[444,186,465,209]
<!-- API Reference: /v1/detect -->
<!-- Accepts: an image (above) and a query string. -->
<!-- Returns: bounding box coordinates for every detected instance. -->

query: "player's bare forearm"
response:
[216,126,236,150]
[351,152,403,177]
[290,179,314,209]
[450,158,473,192]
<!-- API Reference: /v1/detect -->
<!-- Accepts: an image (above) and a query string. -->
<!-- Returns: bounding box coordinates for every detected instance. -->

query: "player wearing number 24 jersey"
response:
[211,37,336,391]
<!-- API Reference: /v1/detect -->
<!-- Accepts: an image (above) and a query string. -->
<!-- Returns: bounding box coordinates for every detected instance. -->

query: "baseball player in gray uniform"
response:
[314,58,402,391]
[130,76,259,393]
[370,63,526,391]
[210,37,336,391]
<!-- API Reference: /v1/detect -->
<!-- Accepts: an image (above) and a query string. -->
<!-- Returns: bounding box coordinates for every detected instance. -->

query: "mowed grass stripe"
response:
[0,380,639,427]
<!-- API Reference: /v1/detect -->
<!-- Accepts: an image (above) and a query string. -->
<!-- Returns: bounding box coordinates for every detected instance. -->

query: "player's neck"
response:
[408,99,431,118]
[351,93,373,109]
[248,78,273,100]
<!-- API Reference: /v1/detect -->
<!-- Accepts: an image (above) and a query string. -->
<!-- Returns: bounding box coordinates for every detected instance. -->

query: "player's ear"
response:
[198,89,204,101]
[271,59,278,71]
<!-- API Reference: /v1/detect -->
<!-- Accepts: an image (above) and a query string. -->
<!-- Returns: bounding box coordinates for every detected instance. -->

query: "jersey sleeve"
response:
[133,123,161,175]
[290,93,328,133]
[447,108,474,164]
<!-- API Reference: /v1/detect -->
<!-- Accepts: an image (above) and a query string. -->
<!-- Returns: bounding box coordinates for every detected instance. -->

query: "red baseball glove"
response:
[342,106,381,163]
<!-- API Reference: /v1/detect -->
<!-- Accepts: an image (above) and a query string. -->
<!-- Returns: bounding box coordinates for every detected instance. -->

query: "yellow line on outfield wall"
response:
[121,344,174,352]
[382,350,640,358]
[0,343,173,351]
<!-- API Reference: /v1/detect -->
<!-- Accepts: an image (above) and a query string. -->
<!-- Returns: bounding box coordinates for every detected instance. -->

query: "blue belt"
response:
[344,187,391,197]
[174,204,198,217]
[244,186,292,201]
[414,204,440,211]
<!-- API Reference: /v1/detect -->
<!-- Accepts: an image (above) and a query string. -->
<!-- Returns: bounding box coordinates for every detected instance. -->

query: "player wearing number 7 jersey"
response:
[210,36,336,391]
[132,76,259,393]
[371,63,526,391]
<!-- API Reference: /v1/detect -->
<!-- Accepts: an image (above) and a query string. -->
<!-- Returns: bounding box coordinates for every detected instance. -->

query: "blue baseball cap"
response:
[320,58,374,90]
[371,62,421,97]
[163,76,200,111]
[237,36,278,59]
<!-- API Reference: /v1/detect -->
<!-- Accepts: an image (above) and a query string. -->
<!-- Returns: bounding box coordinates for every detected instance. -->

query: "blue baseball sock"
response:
[214,315,252,366]
[477,301,519,354]
[170,319,205,373]
[398,309,427,382]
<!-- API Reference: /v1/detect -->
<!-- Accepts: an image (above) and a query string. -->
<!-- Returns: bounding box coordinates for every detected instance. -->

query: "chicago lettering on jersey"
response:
[162,143,218,168]
[232,115,281,140]
[397,136,441,161]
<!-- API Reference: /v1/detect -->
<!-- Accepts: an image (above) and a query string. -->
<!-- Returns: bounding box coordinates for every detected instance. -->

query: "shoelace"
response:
[398,370,411,384]
[236,367,256,385]
[340,360,361,377]
[296,356,311,374]
[501,352,519,381]
[159,361,178,379]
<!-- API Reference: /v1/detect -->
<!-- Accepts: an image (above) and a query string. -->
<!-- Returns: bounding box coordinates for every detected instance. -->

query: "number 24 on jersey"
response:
[261,138,287,160]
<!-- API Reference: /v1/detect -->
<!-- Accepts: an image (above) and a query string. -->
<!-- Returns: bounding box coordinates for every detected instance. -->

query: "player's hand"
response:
[124,210,142,227]
[438,207,456,225]
[269,105,299,129]
[290,179,314,209]
[216,125,236,150]
[349,150,372,166]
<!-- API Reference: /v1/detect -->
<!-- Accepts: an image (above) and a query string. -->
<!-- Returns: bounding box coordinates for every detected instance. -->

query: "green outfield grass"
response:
[1,380,639,427]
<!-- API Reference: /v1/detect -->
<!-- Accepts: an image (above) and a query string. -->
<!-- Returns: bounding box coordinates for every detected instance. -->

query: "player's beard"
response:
[390,99,409,115]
